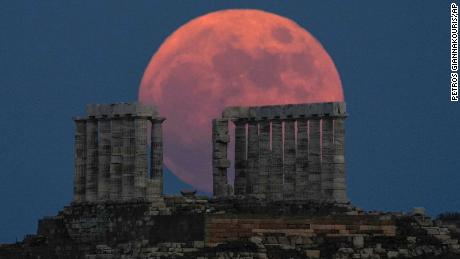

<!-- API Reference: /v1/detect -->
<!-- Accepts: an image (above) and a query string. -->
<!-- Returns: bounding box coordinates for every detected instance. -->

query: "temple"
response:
[212,102,348,203]
[73,101,348,204]
[73,102,165,203]
[3,101,459,259]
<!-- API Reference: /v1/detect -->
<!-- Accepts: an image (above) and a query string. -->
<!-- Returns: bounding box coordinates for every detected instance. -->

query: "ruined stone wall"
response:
[2,200,459,259]
[205,215,396,247]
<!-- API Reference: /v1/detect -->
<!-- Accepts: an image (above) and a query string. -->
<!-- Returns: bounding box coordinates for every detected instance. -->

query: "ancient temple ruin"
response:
[73,101,347,204]
[4,100,460,259]
[73,102,165,203]
[212,102,348,203]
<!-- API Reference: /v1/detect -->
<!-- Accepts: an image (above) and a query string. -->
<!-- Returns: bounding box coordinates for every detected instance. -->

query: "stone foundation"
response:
[0,199,459,259]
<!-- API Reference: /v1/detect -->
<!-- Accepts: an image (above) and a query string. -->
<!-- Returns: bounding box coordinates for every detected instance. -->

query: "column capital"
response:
[73,116,87,122]
[132,115,155,120]
[270,117,283,122]
[231,118,247,124]
[319,114,348,119]
[329,114,348,119]
[151,117,166,123]
[307,115,322,120]
[214,118,228,121]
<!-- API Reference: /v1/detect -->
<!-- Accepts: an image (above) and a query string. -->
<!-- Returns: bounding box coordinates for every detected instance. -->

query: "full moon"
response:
[139,9,343,192]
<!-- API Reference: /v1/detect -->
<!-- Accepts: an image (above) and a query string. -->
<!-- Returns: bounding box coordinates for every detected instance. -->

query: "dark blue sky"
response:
[0,1,458,243]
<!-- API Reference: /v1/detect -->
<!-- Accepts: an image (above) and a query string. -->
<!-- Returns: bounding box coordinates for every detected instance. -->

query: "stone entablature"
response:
[222,102,347,120]
[212,102,348,203]
[73,102,165,203]
[85,102,158,118]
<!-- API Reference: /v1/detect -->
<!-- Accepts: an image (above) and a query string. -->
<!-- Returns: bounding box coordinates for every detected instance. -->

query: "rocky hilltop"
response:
[0,196,459,259]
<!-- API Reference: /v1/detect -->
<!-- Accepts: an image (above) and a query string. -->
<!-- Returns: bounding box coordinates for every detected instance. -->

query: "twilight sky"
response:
[0,1,458,243]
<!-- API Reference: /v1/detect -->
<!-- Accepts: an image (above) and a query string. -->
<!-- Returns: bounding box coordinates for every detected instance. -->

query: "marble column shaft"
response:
[295,119,309,200]
[212,119,230,197]
[246,120,259,196]
[321,118,334,201]
[257,120,270,199]
[233,119,247,196]
[283,120,296,200]
[149,118,165,198]
[85,118,98,202]
[109,117,123,200]
[269,119,283,201]
[121,117,135,200]
[74,119,87,202]
[97,118,111,200]
[332,117,347,203]
[134,117,148,198]
[308,118,321,200]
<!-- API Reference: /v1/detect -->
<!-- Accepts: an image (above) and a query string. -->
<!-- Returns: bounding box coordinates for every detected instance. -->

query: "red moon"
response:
[139,9,344,192]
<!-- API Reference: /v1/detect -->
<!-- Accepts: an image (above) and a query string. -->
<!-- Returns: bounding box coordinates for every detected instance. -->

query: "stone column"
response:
[212,119,230,197]
[295,118,309,200]
[85,117,98,202]
[74,119,87,203]
[133,117,149,199]
[233,119,247,196]
[269,119,283,201]
[97,117,111,200]
[332,117,347,203]
[283,119,296,200]
[109,117,123,201]
[321,117,334,201]
[257,120,270,199]
[246,120,259,196]
[308,117,321,200]
[148,117,165,199]
[121,116,135,201]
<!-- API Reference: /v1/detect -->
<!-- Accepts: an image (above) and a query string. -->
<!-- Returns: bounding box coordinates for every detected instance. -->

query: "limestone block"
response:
[214,159,231,168]
[222,106,250,119]
[215,134,230,143]
[257,106,274,120]
[353,236,364,248]
[281,104,297,119]
[305,250,320,258]
[86,102,157,118]
[221,102,347,120]
[146,178,163,200]
[387,251,399,258]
